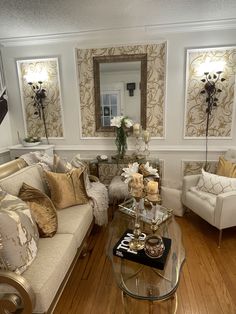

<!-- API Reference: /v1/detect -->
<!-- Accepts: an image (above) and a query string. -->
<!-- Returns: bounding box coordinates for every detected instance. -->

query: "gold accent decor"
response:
[185,47,236,138]
[17,58,64,138]
[77,43,167,138]
[0,270,35,313]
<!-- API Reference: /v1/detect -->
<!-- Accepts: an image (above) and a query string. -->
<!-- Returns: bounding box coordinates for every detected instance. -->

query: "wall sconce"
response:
[127,82,136,96]
[200,60,225,169]
[24,69,49,144]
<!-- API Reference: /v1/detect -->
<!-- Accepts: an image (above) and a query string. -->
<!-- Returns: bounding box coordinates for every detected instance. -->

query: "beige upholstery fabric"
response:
[19,183,58,238]
[23,234,77,313]
[0,165,48,196]
[0,191,39,274]
[57,203,93,247]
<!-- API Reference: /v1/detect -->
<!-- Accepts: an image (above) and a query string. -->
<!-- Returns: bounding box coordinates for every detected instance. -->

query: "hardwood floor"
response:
[54,209,236,314]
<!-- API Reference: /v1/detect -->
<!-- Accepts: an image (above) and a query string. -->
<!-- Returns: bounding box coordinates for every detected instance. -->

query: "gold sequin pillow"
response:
[18,183,58,238]
[44,167,89,209]
[0,191,39,274]
[216,156,236,178]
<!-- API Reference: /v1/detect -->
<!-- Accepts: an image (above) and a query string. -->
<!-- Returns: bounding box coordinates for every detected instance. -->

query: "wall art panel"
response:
[184,47,236,138]
[182,160,218,176]
[77,43,166,138]
[17,58,64,138]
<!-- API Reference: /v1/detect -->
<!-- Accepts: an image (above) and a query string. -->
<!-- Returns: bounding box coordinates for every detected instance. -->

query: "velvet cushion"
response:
[216,156,236,178]
[18,183,58,238]
[196,168,236,195]
[44,167,89,209]
[0,191,39,274]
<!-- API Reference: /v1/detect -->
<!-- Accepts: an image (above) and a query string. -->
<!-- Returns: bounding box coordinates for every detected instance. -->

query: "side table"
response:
[9,144,55,160]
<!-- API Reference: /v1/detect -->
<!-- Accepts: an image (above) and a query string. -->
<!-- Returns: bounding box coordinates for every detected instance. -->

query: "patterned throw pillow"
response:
[216,156,236,178]
[18,183,58,238]
[44,167,89,209]
[0,191,39,274]
[196,169,236,195]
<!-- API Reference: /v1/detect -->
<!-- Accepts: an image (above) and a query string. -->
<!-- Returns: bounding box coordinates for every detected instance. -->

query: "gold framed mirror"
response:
[93,54,147,132]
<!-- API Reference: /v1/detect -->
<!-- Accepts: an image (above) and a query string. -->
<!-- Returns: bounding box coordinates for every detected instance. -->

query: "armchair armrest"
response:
[0,270,35,314]
[182,174,201,204]
[215,191,236,229]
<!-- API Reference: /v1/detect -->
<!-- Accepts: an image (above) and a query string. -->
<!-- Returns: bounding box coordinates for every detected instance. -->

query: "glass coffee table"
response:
[106,200,185,313]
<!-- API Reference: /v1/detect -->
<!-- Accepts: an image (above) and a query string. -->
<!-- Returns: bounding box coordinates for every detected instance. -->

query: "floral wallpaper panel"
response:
[182,160,218,176]
[17,58,64,138]
[76,43,166,138]
[185,47,236,138]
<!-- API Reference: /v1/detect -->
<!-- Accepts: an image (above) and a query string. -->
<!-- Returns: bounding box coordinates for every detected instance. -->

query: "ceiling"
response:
[0,0,236,41]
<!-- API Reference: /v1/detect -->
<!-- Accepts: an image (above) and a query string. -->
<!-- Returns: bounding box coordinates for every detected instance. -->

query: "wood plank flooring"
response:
[54,209,236,314]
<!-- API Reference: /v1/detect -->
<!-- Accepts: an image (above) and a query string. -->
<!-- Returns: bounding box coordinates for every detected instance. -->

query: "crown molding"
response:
[1,18,236,47]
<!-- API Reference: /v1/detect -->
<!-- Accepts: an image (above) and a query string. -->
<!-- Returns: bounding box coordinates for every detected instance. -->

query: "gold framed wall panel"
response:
[17,58,64,138]
[184,47,236,138]
[76,43,167,138]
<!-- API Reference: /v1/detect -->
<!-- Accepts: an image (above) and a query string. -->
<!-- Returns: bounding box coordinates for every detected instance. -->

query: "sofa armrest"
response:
[215,191,236,229]
[0,270,35,314]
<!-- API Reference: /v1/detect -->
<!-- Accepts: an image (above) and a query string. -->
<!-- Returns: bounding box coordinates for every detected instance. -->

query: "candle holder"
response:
[129,196,145,251]
[144,200,165,259]
[142,130,150,157]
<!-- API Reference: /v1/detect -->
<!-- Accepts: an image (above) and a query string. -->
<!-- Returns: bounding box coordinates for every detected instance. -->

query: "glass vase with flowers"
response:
[111,116,133,159]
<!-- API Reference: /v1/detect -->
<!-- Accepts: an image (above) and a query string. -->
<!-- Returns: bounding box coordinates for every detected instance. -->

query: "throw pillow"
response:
[216,156,236,178]
[18,183,58,238]
[196,168,236,195]
[0,191,39,274]
[53,154,73,173]
[44,167,89,209]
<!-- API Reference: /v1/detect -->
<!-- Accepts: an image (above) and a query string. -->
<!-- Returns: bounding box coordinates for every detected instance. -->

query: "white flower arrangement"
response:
[121,161,159,183]
[110,116,133,129]
[121,162,139,183]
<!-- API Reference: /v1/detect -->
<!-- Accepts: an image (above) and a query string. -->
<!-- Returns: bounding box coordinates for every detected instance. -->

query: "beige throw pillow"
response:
[0,191,39,274]
[197,168,236,195]
[44,167,89,209]
[18,183,58,238]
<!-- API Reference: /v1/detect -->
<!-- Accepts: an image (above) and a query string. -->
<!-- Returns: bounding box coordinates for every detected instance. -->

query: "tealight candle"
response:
[147,181,159,194]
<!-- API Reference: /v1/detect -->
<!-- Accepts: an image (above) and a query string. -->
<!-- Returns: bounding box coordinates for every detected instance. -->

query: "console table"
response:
[9,144,55,160]
[90,157,161,186]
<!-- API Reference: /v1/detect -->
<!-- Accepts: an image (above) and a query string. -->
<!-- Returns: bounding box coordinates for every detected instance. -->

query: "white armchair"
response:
[182,152,236,247]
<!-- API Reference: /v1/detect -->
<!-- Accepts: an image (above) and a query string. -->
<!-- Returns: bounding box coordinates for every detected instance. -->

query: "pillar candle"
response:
[143,130,150,143]
[133,123,141,136]
[147,181,159,194]
[131,173,144,197]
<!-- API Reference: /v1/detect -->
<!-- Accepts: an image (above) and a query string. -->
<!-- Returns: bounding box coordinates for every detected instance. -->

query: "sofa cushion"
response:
[44,168,89,209]
[196,169,236,195]
[0,165,48,196]
[18,183,58,238]
[0,191,39,274]
[23,234,77,313]
[216,156,236,177]
[57,203,93,247]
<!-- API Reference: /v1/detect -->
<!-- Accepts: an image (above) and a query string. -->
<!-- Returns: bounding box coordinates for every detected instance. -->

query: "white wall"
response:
[1,27,236,184]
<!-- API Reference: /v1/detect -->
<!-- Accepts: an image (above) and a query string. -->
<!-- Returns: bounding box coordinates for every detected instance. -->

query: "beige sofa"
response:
[0,159,95,313]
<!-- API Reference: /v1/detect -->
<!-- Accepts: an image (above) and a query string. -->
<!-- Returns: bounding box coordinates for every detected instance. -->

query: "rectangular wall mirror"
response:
[93,54,147,132]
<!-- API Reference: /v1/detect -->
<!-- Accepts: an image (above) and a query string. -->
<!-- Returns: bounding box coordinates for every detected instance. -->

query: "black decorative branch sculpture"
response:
[28,81,49,144]
[200,70,225,169]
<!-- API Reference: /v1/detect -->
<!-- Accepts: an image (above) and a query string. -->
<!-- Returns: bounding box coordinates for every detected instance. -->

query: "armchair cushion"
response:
[196,169,236,195]
[216,156,236,177]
